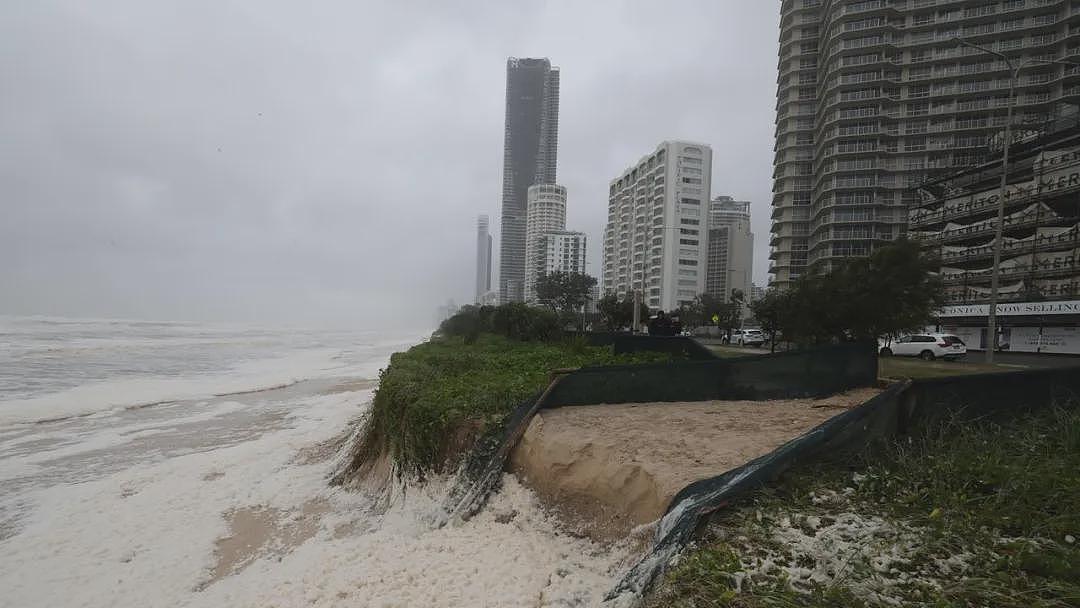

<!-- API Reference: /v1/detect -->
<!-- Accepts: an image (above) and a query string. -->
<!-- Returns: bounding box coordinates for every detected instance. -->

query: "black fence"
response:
[440,339,878,524]
[605,364,1080,600]
[548,341,877,407]
[576,332,720,361]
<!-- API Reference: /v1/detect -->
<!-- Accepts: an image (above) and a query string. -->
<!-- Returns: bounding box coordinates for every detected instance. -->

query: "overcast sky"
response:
[1,1,780,328]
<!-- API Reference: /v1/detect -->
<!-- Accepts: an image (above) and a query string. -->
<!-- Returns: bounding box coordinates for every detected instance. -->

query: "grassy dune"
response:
[336,333,669,478]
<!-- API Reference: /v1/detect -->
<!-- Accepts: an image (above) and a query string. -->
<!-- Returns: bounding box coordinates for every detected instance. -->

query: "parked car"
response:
[731,328,766,347]
[879,334,967,361]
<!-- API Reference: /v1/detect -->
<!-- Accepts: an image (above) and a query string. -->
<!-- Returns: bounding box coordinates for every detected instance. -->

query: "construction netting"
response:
[547,341,878,407]
[604,365,1080,601]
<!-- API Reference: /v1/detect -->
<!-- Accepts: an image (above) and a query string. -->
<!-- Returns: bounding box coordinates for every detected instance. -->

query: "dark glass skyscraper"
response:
[499,57,560,303]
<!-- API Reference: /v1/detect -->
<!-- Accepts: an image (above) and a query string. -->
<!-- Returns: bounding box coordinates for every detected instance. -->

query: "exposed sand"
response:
[201,498,330,588]
[509,388,881,540]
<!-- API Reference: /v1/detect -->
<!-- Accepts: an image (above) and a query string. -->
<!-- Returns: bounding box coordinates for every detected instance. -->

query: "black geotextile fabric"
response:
[578,333,719,361]
[603,364,1080,600]
[547,341,879,407]
[438,389,546,524]
[439,340,877,525]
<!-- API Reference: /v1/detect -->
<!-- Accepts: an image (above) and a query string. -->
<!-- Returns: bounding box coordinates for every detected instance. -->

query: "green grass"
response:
[338,333,670,477]
[878,356,1023,379]
[704,345,759,359]
[649,407,1080,608]
[700,347,1012,377]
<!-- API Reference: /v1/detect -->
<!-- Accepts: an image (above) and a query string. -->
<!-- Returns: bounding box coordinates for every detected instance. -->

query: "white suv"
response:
[880,334,967,361]
[733,329,765,347]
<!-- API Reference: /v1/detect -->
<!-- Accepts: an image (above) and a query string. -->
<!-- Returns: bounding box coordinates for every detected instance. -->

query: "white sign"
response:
[940,325,1080,354]
[939,300,1080,318]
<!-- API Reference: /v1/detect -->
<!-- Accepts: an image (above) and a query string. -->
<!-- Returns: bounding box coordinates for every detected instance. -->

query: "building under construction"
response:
[913,115,1080,354]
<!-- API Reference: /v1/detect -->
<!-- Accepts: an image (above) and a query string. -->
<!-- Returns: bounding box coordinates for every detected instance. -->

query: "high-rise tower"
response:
[498,57,560,303]
[706,196,754,304]
[772,0,1080,288]
[475,215,492,304]
[523,184,568,303]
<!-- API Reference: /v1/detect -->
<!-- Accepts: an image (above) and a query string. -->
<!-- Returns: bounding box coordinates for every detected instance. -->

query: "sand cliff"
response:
[509,388,881,540]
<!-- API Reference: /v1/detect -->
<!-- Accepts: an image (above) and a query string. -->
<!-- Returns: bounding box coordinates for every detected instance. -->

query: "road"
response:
[699,340,1080,372]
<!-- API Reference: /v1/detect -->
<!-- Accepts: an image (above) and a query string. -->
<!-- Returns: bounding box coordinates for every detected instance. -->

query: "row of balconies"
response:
[929,225,1079,263]
[913,212,1074,245]
[818,3,1077,51]
[816,15,1080,64]
[941,259,1080,286]
[910,182,1080,229]
[817,63,1076,101]
[942,282,1080,304]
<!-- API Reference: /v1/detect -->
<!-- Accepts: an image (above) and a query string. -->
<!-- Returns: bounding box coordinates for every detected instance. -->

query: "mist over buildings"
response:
[0,1,779,328]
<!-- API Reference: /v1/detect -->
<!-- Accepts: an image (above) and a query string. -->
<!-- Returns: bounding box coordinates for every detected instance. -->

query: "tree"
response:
[719,289,746,339]
[761,239,943,347]
[751,289,793,352]
[597,292,650,332]
[535,271,597,325]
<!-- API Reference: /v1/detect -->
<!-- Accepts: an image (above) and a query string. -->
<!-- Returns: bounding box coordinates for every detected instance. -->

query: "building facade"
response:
[705,196,755,303]
[538,230,588,279]
[603,141,713,312]
[475,215,492,304]
[914,116,1080,353]
[523,184,568,303]
[498,57,560,303]
[772,0,1080,288]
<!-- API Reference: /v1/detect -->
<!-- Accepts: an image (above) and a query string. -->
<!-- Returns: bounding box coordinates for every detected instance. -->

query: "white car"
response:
[732,329,765,347]
[879,334,967,361]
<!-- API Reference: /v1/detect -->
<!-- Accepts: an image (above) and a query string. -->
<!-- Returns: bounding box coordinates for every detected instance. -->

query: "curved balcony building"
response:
[773,0,1080,288]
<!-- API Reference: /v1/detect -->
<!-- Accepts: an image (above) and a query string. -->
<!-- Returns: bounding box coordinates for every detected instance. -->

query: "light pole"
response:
[631,225,689,332]
[951,37,1080,363]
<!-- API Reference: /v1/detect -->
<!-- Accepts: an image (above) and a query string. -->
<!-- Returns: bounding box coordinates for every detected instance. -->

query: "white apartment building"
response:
[603,141,713,312]
[524,184,568,303]
[539,230,587,278]
[705,196,754,304]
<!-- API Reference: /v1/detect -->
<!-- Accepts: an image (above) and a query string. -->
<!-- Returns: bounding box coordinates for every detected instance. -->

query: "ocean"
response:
[0,317,631,607]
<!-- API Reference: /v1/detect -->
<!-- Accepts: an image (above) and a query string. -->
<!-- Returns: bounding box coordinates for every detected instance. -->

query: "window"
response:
[681,177,702,184]
[679,238,699,246]
[679,259,699,266]
[680,197,700,205]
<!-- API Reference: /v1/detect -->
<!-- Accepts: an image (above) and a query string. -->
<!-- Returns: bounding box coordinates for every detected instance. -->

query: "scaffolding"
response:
[914,118,1080,306]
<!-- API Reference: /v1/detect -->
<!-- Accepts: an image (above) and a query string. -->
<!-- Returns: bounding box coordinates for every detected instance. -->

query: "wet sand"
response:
[510,388,882,540]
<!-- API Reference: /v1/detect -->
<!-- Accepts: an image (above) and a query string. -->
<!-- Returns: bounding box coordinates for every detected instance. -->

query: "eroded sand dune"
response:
[510,388,882,540]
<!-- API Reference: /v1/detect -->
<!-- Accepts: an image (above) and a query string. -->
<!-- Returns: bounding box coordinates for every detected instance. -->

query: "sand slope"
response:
[510,388,881,540]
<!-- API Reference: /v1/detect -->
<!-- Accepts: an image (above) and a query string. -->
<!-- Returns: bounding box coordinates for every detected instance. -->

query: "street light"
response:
[950,37,1080,363]
[630,224,690,332]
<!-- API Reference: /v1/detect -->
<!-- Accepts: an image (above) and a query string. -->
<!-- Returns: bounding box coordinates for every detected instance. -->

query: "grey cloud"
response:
[1,0,779,328]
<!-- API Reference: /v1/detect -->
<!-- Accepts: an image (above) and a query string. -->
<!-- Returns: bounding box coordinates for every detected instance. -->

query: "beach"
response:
[0,317,632,607]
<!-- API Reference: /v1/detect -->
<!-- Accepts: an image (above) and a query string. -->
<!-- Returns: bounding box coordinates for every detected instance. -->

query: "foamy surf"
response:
[0,319,634,607]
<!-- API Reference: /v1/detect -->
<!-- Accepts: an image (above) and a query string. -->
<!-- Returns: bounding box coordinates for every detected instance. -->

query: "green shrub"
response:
[490,302,560,342]
[338,333,668,477]
[440,303,560,343]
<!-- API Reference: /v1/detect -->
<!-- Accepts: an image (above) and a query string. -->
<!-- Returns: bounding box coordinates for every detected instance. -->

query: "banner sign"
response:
[939,300,1080,317]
